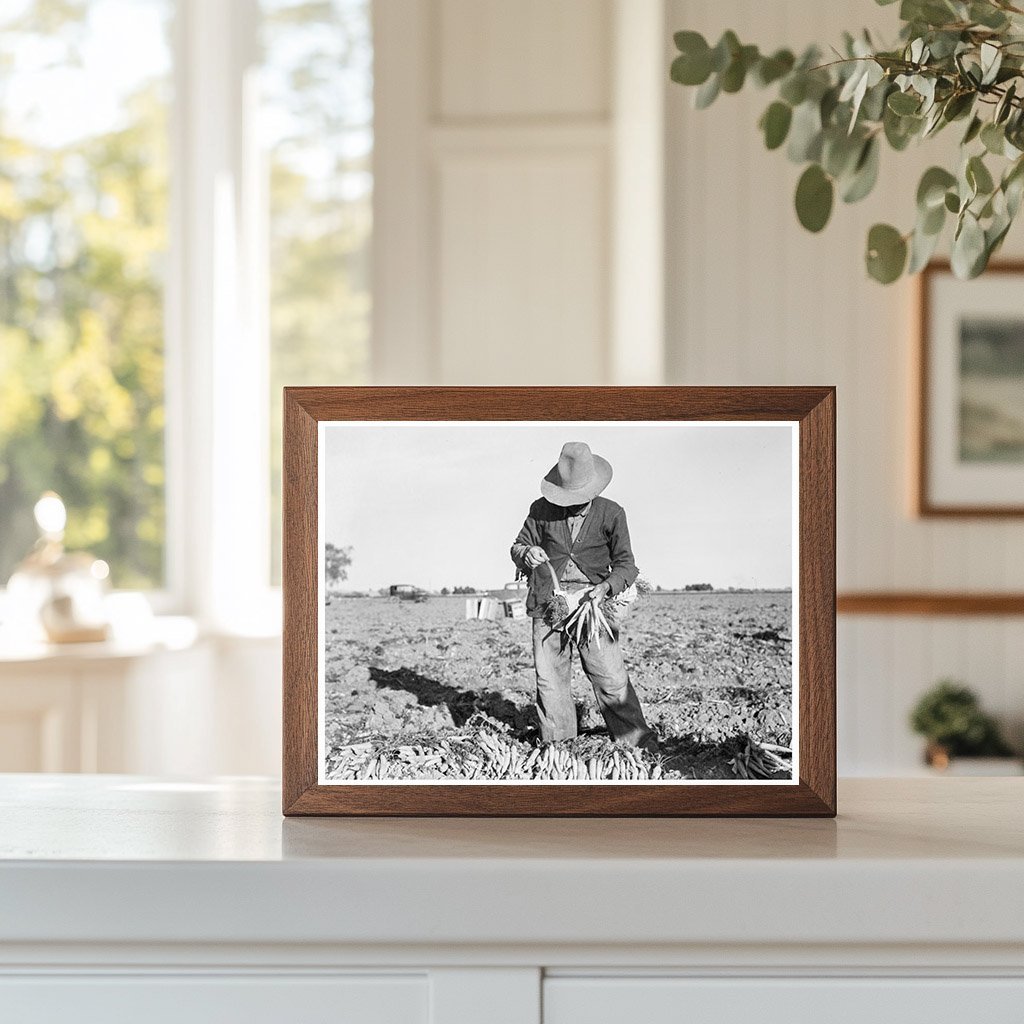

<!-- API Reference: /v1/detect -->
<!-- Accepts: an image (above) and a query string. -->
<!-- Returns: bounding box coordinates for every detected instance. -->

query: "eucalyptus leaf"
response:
[671,46,712,87]
[967,154,995,195]
[920,199,946,235]
[908,221,942,273]
[888,90,921,115]
[884,106,922,150]
[962,115,983,145]
[779,73,808,106]
[861,79,892,122]
[942,91,974,122]
[754,49,795,87]
[980,41,1002,86]
[981,121,1005,155]
[710,31,740,73]
[694,73,721,109]
[820,85,841,126]
[970,2,1009,29]
[795,164,834,232]
[760,101,793,150]
[787,100,823,162]
[951,211,987,278]
[996,82,1017,124]
[958,159,978,207]
[822,128,864,178]
[866,223,908,283]
[1004,158,1024,216]
[923,101,948,136]
[917,166,957,210]
[721,45,759,93]
[913,75,937,111]
[903,0,958,28]
[842,137,881,203]
[927,30,963,60]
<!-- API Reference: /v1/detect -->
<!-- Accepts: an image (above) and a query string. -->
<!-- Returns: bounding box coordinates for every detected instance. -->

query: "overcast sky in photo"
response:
[321,421,796,592]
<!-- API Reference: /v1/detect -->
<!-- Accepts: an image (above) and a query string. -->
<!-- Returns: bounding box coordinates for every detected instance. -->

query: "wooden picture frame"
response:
[283,387,836,817]
[916,260,1024,517]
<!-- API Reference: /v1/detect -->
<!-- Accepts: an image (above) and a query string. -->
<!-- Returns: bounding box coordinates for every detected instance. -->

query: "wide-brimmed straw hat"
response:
[540,442,612,506]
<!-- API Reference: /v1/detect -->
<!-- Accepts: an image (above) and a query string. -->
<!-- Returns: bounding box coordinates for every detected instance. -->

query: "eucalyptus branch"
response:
[670,0,1024,283]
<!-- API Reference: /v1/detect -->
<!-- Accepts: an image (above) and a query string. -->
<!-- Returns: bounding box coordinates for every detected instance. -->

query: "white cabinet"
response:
[0,975,428,1024]
[544,977,1024,1024]
[1,778,1022,1024]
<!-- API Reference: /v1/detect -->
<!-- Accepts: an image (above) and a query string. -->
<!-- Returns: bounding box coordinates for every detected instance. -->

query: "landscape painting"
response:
[318,421,798,785]
[959,316,1024,463]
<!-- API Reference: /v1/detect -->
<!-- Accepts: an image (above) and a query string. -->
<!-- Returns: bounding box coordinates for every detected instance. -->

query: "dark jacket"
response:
[510,496,639,618]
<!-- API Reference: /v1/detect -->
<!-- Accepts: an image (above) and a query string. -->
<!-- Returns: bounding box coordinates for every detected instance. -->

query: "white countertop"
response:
[2,776,1022,951]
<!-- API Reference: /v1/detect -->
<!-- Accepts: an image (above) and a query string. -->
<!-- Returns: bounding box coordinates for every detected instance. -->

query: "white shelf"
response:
[1,776,1022,950]
[2,775,1022,1021]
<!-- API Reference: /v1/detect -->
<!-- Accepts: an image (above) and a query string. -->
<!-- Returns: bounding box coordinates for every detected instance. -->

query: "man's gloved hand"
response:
[524,546,549,568]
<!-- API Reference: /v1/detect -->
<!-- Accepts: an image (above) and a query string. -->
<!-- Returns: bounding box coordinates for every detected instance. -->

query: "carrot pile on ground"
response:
[326,713,792,782]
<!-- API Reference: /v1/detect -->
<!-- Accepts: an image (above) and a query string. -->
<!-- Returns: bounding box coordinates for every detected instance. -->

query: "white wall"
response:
[665,0,1024,772]
[373,0,665,386]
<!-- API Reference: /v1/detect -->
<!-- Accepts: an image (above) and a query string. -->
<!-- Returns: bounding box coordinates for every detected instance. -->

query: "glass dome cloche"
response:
[5,492,111,644]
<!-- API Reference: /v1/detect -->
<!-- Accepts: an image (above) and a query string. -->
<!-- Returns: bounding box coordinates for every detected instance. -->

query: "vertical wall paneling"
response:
[435,141,609,384]
[375,0,666,387]
[432,0,613,385]
[665,0,1024,773]
[371,0,436,383]
[610,0,665,384]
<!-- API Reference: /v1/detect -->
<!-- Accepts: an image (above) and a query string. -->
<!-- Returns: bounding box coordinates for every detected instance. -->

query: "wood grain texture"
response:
[282,392,319,812]
[916,260,1024,518]
[282,387,836,817]
[838,592,1024,616]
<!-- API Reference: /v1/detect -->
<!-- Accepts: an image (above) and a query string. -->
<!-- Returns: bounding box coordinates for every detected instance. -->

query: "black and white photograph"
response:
[318,420,798,784]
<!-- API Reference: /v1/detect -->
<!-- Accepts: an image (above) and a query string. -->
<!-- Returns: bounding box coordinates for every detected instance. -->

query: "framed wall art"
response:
[917,261,1024,517]
[282,387,836,816]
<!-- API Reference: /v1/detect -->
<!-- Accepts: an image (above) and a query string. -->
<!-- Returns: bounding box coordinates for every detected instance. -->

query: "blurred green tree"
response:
[0,0,170,587]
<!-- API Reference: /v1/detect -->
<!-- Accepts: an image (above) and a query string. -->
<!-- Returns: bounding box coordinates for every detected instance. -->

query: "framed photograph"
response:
[283,387,835,816]
[917,261,1024,516]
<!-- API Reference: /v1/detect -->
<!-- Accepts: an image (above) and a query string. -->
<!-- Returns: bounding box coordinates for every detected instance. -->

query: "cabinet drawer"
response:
[544,977,1024,1024]
[0,974,427,1024]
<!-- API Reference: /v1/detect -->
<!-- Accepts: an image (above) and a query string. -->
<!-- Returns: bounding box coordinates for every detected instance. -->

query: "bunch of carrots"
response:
[542,562,614,648]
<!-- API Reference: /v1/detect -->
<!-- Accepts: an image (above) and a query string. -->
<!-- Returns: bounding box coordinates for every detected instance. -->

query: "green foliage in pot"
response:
[670,0,1024,283]
[909,679,1014,756]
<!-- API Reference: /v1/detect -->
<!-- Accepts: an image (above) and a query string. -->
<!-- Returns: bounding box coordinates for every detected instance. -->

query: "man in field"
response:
[510,442,657,751]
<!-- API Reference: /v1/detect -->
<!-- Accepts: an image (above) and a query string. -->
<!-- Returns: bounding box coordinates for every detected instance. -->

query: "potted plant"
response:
[909,680,1020,773]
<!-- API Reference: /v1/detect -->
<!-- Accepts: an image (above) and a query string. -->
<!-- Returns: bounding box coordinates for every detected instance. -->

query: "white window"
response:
[0,0,173,591]
[0,0,373,627]
[261,0,373,583]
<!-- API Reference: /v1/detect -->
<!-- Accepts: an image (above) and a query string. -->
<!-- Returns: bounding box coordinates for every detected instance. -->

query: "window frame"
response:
[165,0,279,632]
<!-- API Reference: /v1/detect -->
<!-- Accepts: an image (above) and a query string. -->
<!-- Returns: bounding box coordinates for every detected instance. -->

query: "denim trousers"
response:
[532,615,654,746]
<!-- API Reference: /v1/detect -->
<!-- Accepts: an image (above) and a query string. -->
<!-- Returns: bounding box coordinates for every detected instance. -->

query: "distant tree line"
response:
[324,543,353,587]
